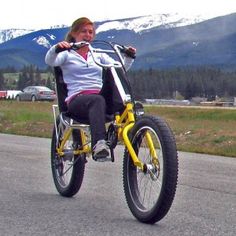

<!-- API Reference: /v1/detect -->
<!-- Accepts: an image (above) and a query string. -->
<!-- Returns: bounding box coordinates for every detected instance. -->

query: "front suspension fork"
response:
[118,104,158,171]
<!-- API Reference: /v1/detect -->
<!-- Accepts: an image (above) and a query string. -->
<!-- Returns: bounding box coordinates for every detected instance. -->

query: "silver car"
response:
[16,86,56,102]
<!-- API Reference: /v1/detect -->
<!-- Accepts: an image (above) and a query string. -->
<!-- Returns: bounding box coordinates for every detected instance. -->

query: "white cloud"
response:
[1,0,236,29]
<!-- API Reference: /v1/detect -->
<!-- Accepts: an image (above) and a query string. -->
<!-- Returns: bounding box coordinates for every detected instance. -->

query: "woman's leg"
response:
[67,94,106,148]
[100,73,124,115]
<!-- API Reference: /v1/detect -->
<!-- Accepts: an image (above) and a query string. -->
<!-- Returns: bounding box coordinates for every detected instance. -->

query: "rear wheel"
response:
[51,118,86,197]
[123,115,178,224]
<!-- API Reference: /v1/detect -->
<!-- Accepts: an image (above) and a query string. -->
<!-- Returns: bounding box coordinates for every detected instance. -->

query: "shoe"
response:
[93,140,110,162]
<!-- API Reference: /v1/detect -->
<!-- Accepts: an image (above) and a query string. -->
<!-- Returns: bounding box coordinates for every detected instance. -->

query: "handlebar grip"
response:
[55,42,86,54]
[55,46,69,54]
[120,46,136,59]
[71,42,88,50]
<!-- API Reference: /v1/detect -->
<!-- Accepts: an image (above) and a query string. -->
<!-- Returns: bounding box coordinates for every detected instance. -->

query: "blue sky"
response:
[1,0,236,29]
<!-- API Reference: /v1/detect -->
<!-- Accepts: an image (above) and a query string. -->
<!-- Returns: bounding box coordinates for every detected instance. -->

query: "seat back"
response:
[53,66,91,124]
[54,66,68,113]
[53,66,123,121]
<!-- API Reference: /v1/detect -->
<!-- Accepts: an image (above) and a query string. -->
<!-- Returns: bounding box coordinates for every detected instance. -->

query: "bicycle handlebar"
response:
[55,41,135,69]
[55,41,88,53]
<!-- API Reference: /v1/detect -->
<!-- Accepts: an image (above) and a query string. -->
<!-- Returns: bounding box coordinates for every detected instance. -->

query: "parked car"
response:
[15,86,56,102]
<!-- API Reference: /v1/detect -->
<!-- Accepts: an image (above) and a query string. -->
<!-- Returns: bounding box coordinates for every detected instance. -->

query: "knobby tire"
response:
[123,115,178,224]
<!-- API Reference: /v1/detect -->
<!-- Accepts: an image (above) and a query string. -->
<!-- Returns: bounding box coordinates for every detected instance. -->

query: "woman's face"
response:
[72,24,95,42]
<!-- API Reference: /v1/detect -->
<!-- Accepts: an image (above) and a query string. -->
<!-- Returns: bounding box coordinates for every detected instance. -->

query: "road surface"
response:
[0,133,235,235]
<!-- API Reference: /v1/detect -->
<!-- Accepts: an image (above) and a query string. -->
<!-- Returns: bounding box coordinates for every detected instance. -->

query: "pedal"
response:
[93,151,113,162]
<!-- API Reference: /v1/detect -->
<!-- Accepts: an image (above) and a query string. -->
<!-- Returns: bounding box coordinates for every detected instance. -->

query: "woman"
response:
[45,17,136,162]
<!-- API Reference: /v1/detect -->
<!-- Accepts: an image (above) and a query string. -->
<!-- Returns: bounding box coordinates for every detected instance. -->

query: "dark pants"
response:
[68,94,106,148]
[67,77,124,148]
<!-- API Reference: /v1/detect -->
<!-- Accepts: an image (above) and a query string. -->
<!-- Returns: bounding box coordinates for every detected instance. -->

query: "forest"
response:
[1,65,236,101]
[0,65,54,91]
[128,67,236,101]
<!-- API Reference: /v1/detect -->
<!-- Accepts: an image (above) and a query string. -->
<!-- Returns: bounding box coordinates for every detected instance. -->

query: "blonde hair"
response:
[65,17,95,42]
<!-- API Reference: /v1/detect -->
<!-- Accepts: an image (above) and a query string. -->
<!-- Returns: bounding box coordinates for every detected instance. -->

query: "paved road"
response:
[0,133,235,236]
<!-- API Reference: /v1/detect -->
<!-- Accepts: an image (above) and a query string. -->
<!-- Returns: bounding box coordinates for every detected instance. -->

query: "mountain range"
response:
[0,12,236,70]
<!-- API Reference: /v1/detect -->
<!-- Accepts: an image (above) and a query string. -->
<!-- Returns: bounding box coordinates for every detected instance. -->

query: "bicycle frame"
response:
[50,40,178,224]
[52,41,158,171]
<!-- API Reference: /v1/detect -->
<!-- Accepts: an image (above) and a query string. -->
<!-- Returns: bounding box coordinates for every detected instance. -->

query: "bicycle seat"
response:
[60,112,114,128]
[54,66,68,113]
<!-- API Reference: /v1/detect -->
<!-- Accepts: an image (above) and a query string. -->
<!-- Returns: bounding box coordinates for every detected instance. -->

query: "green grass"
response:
[0,100,54,138]
[145,106,236,157]
[0,100,236,157]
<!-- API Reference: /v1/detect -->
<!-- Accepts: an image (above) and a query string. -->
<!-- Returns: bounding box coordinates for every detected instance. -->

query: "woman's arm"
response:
[45,44,68,67]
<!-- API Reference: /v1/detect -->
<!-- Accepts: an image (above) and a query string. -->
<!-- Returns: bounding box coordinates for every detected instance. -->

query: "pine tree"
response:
[0,70,5,90]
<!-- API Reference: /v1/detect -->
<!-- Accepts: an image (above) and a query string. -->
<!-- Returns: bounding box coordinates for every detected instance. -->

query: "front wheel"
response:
[31,95,36,102]
[51,119,86,197]
[123,115,178,224]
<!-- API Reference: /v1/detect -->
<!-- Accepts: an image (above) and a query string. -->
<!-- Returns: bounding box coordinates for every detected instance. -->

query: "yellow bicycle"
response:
[51,41,178,224]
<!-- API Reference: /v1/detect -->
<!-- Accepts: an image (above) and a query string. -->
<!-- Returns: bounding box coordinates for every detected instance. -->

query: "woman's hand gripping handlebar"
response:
[55,41,89,53]
[119,45,136,59]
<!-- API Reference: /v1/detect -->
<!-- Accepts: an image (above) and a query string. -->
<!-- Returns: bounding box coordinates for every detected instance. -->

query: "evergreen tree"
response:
[0,70,5,90]
[17,74,25,90]
[35,68,42,85]
[46,76,53,89]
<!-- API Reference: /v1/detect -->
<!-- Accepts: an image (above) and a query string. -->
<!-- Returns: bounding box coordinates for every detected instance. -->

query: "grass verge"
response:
[0,101,236,157]
[145,106,236,157]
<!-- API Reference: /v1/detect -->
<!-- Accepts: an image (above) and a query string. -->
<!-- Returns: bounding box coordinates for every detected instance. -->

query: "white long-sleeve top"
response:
[45,45,133,102]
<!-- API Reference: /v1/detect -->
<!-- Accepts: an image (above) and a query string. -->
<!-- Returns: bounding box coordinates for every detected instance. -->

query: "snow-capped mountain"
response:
[0,25,67,44]
[1,12,236,69]
[96,13,207,34]
[0,28,35,44]
[0,13,209,45]
[10,13,210,49]
[32,34,56,48]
